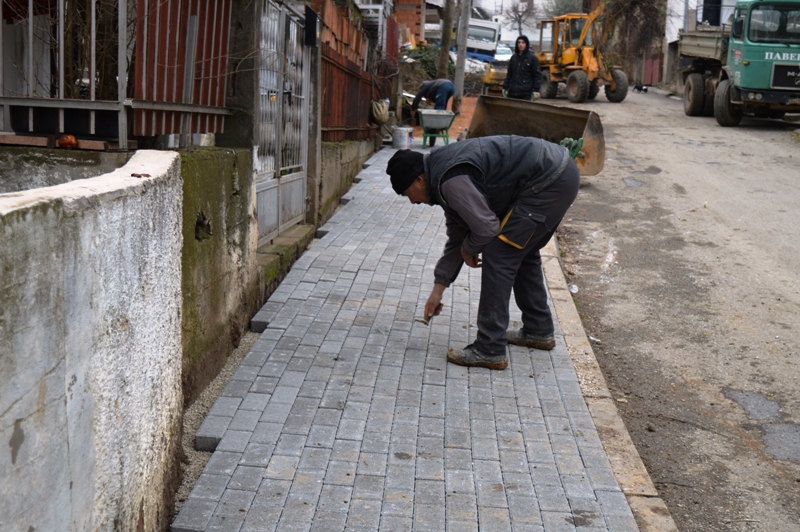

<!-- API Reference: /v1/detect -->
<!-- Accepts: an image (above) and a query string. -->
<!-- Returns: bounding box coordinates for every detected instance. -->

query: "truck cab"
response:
[681,0,800,125]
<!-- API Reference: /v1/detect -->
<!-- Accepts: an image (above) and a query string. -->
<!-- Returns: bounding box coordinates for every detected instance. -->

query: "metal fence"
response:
[0,0,231,148]
[255,0,309,246]
[321,43,377,142]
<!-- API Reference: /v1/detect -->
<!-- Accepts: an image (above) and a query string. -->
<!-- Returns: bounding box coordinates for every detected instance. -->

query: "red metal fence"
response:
[320,43,377,141]
[133,0,232,137]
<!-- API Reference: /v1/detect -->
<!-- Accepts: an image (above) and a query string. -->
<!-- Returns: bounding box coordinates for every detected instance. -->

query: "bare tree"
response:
[505,0,538,37]
[542,0,584,18]
[436,0,456,79]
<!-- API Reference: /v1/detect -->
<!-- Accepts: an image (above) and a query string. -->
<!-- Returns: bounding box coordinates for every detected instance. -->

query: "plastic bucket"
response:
[392,127,413,149]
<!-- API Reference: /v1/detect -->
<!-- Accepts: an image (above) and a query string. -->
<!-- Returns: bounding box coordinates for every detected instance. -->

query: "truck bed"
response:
[678,28,728,62]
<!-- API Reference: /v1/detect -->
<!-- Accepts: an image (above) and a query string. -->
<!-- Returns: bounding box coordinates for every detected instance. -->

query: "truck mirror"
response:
[733,17,744,39]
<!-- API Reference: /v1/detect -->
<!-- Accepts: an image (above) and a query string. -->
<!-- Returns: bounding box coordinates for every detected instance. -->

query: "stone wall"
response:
[179,148,261,405]
[0,151,183,532]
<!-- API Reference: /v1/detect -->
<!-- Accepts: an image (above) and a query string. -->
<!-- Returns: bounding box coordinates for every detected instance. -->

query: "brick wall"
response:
[395,0,424,44]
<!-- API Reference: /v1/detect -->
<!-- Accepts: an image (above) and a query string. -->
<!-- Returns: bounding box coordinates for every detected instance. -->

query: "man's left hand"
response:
[461,247,482,268]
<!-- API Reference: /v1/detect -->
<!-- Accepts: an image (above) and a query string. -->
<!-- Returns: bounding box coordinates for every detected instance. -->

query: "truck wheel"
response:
[588,82,600,100]
[567,71,590,103]
[540,73,558,99]
[605,70,628,102]
[714,79,743,127]
[684,73,705,116]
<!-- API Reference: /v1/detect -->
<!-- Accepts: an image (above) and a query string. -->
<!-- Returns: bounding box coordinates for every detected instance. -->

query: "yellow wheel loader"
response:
[537,6,628,104]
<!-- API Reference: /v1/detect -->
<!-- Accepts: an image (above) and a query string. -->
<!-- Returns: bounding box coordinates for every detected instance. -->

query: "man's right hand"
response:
[425,284,446,320]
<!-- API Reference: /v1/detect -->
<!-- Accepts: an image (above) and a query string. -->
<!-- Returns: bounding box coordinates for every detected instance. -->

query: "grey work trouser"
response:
[475,159,581,356]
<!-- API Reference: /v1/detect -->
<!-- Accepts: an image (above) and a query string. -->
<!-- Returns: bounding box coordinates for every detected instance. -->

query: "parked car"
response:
[494,43,513,63]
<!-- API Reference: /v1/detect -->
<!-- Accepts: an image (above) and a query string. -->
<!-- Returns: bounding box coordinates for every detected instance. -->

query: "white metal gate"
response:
[255,0,309,246]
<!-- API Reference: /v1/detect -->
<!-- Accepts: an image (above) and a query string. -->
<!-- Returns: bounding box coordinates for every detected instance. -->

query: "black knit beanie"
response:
[387,150,424,194]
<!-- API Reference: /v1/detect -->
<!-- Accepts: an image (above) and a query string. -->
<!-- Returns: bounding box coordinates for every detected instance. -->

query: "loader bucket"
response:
[466,95,605,175]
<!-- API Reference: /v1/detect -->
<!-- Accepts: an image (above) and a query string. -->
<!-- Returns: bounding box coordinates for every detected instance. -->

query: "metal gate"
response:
[255,0,309,246]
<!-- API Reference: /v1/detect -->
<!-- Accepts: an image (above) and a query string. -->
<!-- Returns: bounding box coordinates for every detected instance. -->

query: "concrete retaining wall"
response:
[0,146,131,194]
[0,151,184,532]
[314,139,378,225]
[179,148,261,405]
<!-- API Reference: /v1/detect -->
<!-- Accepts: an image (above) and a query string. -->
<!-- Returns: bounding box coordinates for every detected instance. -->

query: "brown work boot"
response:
[447,344,508,370]
[506,329,556,350]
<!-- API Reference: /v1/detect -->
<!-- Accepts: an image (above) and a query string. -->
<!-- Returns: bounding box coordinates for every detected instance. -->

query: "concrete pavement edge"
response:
[542,236,679,532]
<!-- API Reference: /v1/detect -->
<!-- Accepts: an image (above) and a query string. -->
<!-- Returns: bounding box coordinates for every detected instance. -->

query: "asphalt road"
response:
[554,91,800,531]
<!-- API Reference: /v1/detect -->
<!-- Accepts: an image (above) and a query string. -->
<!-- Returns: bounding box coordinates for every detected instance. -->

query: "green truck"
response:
[679,0,800,126]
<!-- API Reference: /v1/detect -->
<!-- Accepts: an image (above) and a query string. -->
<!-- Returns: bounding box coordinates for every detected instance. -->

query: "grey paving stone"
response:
[196,416,232,451]
[251,422,283,445]
[357,452,388,476]
[310,511,348,531]
[541,511,577,532]
[274,434,307,456]
[346,498,382,529]
[229,466,266,492]
[214,488,257,517]
[217,430,252,453]
[240,392,271,412]
[584,468,621,492]
[241,443,274,467]
[189,473,230,501]
[221,379,252,399]
[595,490,634,517]
[256,478,292,506]
[204,451,243,477]
[229,410,261,432]
[265,454,300,480]
[412,502,446,531]
[240,501,282,532]
[446,520,479,532]
[325,460,358,486]
[379,515,412,531]
[478,506,512,532]
[298,446,332,471]
[568,498,604,528]
[330,439,361,462]
[353,474,385,500]
[171,498,218,532]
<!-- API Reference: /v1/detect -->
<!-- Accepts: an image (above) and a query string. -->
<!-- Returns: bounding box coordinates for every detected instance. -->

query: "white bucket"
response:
[392,127,413,149]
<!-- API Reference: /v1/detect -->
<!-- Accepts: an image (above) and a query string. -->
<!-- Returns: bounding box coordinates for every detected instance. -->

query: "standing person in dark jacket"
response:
[503,35,542,100]
[386,136,580,370]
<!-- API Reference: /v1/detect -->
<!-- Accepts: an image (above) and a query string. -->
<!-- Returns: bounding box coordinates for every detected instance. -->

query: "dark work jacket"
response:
[423,135,569,226]
[503,49,542,95]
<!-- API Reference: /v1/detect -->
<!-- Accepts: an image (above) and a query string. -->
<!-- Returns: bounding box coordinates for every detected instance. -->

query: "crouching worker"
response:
[386,136,580,370]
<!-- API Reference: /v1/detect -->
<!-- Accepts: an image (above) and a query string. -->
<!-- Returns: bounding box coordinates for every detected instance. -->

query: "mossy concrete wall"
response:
[0,147,131,194]
[313,139,378,226]
[180,148,261,405]
[0,151,183,532]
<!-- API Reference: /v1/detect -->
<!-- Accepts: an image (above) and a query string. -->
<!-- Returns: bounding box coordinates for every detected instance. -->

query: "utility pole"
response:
[436,0,456,79]
[452,0,470,113]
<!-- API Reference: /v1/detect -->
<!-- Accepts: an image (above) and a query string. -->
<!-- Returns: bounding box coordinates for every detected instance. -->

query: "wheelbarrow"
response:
[466,95,605,175]
[418,110,456,148]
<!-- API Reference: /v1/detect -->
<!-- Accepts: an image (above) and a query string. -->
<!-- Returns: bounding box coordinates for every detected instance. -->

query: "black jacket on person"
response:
[503,35,542,97]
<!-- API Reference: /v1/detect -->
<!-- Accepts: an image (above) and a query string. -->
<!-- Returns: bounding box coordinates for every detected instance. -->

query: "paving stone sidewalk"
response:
[172,145,639,532]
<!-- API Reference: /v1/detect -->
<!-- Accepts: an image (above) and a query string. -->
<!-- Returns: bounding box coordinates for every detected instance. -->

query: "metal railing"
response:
[0,0,231,148]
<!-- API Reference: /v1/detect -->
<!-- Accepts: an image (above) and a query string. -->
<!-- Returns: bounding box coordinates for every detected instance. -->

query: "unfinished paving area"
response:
[171,146,640,531]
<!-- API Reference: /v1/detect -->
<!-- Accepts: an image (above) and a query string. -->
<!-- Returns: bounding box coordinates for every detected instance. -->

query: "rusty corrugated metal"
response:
[134,0,231,137]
